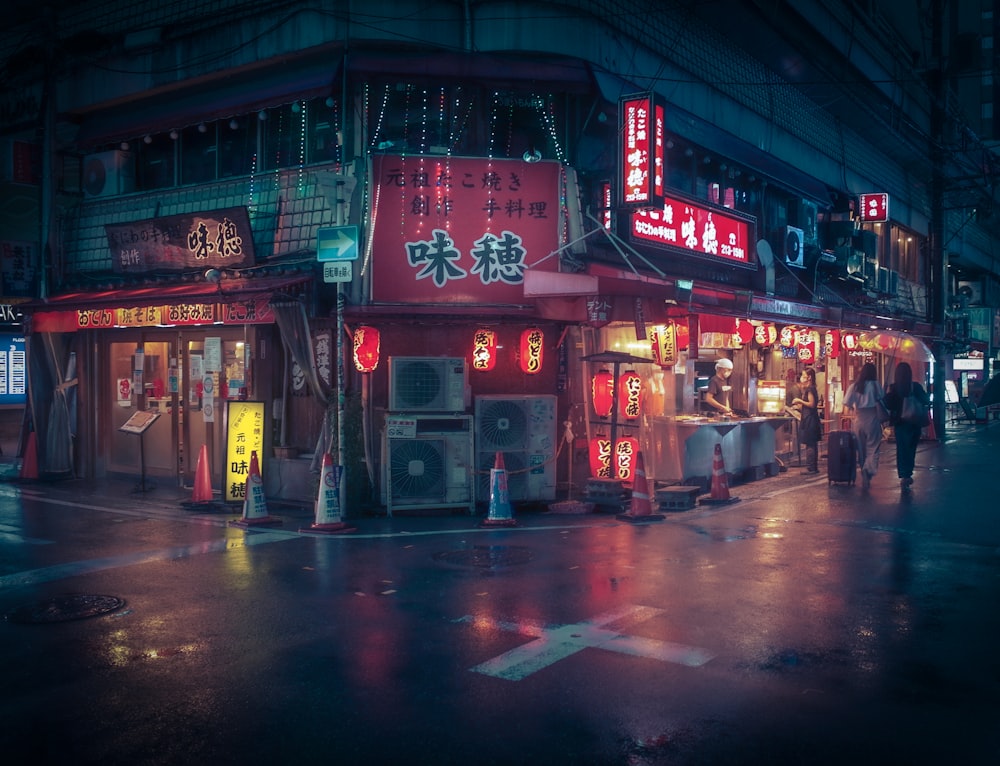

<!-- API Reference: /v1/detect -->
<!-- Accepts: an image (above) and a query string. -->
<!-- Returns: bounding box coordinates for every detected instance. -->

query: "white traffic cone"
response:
[300,453,355,534]
[229,450,283,528]
[480,451,517,527]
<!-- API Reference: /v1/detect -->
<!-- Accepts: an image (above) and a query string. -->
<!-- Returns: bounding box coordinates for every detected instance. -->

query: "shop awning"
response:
[25,274,311,332]
[856,331,935,364]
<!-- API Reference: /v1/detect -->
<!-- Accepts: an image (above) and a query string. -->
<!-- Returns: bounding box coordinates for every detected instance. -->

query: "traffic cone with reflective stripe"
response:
[300,452,355,534]
[480,451,517,527]
[229,450,283,528]
[617,451,664,522]
[702,443,739,505]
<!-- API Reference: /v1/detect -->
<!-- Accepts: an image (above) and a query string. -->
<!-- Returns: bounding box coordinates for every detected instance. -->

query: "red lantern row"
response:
[591,369,643,420]
[472,327,545,374]
[351,325,545,375]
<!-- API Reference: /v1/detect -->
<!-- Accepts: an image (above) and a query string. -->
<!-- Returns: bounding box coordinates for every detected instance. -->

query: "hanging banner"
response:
[369,155,562,304]
[618,93,666,209]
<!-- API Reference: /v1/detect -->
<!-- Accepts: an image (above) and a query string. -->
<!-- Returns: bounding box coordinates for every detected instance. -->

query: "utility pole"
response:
[930,0,947,437]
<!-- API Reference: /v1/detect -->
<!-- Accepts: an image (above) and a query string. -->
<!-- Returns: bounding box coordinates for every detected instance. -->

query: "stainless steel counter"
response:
[648,416,791,490]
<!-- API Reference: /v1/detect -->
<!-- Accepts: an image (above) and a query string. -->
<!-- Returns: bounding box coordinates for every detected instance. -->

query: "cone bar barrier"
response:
[229,450,283,528]
[300,452,355,534]
[19,431,39,481]
[702,443,739,505]
[617,451,664,522]
[480,451,517,527]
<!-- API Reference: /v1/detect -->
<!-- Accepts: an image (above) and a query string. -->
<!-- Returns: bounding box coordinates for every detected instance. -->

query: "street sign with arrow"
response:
[317,226,359,262]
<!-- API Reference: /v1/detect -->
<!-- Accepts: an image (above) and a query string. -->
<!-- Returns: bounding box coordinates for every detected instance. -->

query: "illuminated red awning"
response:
[25,274,310,333]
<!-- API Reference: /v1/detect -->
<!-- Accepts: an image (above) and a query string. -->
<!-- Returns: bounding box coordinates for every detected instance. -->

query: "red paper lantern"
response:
[675,320,690,350]
[735,319,754,345]
[472,328,497,372]
[619,370,643,420]
[614,436,639,481]
[842,332,858,351]
[754,322,777,346]
[779,325,799,348]
[589,435,612,478]
[352,325,381,373]
[592,369,614,417]
[519,327,544,374]
[825,330,840,359]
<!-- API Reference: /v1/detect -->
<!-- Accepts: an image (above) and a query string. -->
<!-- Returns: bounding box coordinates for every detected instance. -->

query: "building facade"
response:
[1,0,996,507]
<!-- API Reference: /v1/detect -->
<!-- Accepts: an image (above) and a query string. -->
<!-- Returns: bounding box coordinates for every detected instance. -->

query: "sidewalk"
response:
[1,418,992,531]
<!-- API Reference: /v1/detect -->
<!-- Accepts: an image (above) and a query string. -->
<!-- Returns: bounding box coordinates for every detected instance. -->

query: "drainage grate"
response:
[433,545,534,570]
[4,594,126,624]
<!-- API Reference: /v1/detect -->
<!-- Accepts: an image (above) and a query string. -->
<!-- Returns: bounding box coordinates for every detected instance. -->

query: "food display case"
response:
[756,380,786,415]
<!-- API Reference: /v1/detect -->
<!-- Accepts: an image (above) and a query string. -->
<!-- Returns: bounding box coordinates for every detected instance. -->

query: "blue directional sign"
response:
[316,225,359,262]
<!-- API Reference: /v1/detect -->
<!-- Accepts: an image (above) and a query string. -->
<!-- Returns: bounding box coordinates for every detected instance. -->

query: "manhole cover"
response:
[433,545,534,569]
[5,594,126,624]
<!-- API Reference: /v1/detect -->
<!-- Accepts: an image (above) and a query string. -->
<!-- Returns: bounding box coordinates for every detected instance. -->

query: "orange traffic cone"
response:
[480,451,517,527]
[19,431,39,481]
[702,443,739,505]
[191,445,214,503]
[229,450,283,528]
[300,453,355,534]
[617,451,664,522]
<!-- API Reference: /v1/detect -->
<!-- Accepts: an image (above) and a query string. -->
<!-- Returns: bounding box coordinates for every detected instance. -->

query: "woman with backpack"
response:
[884,362,930,491]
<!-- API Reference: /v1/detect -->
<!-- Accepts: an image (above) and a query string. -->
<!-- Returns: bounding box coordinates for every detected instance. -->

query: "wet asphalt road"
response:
[1,424,999,765]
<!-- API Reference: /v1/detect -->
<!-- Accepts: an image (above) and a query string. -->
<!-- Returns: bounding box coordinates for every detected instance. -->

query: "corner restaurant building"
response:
[24,206,313,498]
[16,54,940,508]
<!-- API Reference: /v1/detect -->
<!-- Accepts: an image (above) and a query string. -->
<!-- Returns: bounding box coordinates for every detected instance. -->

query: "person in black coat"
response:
[791,367,821,473]
[883,361,930,491]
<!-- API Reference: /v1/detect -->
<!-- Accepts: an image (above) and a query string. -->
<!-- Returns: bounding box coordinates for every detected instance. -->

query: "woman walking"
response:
[842,362,885,489]
[884,362,930,491]
[791,368,821,473]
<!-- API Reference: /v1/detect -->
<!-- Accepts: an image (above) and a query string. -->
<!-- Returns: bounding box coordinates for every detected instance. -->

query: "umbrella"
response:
[979,374,1000,407]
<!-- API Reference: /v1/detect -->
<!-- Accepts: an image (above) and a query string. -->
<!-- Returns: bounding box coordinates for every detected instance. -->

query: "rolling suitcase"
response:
[827,430,857,485]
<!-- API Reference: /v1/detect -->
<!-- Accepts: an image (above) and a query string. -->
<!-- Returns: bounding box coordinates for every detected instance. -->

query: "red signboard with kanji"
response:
[370,155,562,304]
[629,192,756,268]
[619,94,665,209]
[858,193,889,222]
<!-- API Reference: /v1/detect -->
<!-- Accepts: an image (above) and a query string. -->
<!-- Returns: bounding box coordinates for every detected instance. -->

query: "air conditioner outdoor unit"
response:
[784,225,806,269]
[957,280,983,305]
[795,200,819,245]
[474,394,557,503]
[82,150,135,198]
[383,414,474,515]
[388,356,467,412]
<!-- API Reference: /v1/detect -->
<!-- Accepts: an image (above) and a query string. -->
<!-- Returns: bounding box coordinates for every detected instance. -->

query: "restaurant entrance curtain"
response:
[27,332,77,478]
[270,300,334,469]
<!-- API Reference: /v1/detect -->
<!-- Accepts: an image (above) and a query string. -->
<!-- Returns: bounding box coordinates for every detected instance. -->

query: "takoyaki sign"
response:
[369,155,562,304]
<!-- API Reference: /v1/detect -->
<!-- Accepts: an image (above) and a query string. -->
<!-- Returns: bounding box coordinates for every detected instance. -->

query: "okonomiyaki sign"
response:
[370,155,562,303]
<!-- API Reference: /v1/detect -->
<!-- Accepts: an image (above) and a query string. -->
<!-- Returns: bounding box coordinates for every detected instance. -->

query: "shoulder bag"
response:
[901,392,930,427]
